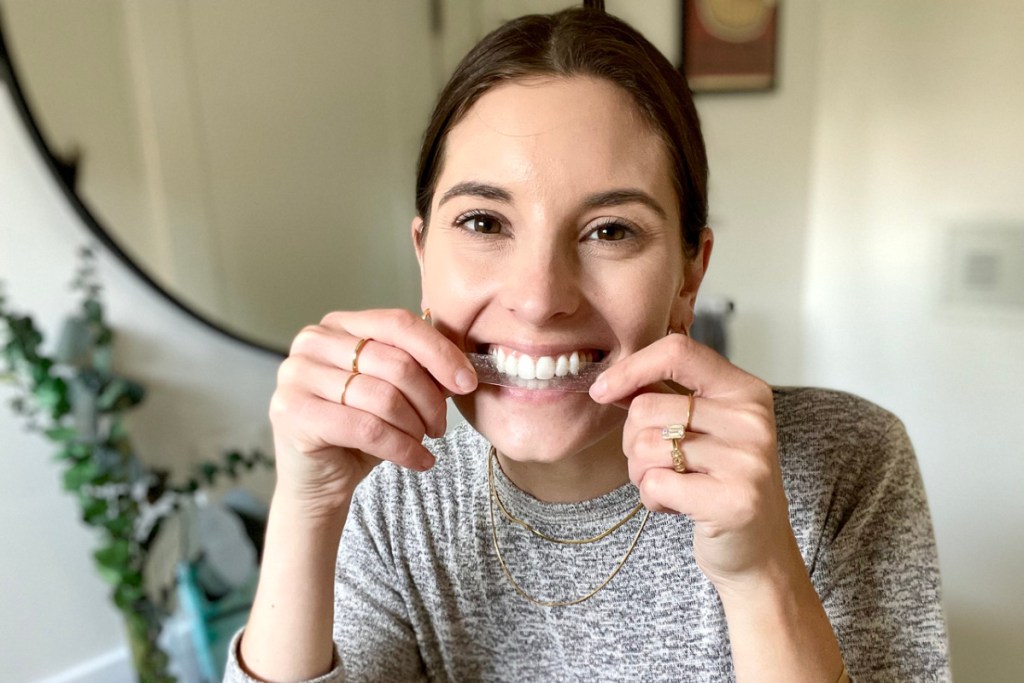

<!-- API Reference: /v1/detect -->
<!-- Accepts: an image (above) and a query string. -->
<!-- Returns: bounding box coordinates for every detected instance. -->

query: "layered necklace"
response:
[487,447,651,607]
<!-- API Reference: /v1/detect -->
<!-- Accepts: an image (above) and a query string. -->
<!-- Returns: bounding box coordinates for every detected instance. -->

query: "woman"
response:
[226,8,949,682]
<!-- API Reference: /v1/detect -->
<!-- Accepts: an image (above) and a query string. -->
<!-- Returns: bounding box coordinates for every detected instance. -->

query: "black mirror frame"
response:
[0,7,287,358]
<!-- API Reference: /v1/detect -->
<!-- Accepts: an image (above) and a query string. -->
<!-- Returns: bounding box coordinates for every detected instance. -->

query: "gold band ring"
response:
[684,392,695,432]
[670,438,687,473]
[351,338,370,374]
[340,372,359,406]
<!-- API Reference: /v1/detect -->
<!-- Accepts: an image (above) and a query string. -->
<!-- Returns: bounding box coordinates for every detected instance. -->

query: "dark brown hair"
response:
[415,7,708,258]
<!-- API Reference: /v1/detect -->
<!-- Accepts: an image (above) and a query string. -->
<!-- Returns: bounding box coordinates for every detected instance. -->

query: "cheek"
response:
[590,261,682,346]
[421,245,493,333]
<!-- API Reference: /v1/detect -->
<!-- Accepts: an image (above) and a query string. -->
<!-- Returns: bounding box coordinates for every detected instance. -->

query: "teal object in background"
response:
[176,563,258,682]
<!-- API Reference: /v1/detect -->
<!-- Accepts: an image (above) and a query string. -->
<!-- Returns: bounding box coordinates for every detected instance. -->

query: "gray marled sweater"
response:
[225,387,950,682]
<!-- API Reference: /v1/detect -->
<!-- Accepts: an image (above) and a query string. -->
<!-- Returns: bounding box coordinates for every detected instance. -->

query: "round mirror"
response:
[0,0,480,351]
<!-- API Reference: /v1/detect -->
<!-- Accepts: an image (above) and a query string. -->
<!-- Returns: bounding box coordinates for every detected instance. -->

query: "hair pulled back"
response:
[415,7,708,258]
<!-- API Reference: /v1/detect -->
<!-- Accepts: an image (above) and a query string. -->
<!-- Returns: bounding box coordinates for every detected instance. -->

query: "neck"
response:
[495,430,629,503]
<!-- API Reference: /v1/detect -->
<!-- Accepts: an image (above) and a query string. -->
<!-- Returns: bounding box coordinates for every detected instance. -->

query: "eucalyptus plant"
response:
[0,247,272,683]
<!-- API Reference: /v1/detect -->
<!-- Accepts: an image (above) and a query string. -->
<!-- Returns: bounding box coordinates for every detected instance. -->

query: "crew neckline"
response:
[484,443,641,529]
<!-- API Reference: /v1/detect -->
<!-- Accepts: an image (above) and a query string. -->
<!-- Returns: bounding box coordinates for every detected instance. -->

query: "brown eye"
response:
[459,212,503,234]
[588,223,630,241]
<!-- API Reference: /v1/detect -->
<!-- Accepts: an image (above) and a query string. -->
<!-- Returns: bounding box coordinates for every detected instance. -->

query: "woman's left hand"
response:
[589,333,803,593]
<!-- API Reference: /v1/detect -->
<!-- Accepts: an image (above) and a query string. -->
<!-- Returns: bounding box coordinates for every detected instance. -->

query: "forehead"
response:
[439,77,675,205]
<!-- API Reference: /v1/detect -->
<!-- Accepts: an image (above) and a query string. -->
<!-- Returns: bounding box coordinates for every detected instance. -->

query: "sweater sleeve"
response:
[220,470,425,683]
[811,417,951,682]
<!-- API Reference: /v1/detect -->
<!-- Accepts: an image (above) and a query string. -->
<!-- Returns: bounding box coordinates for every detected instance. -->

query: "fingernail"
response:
[455,367,477,392]
[589,377,607,400]
[419,455,436,471]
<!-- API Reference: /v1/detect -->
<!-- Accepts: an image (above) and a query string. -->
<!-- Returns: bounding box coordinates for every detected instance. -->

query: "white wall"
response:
[804,2,1024,680]
[0,83,279,680]
[689,0,821,383]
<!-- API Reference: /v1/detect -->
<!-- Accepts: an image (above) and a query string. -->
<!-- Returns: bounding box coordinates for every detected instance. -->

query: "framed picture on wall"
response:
[680,0,779,93]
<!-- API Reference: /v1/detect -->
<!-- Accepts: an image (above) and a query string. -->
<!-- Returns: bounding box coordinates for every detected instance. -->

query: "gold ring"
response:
[351,338,370,374]
[684,392,695,432]
[670,438,686,473]
[340,372,359,406]
[421,308,431,323]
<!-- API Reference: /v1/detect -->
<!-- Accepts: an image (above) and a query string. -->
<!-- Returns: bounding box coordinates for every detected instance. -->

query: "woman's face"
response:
[415,76,707,463]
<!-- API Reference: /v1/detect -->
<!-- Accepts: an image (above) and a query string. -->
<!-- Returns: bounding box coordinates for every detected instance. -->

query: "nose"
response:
[497,236,582,325]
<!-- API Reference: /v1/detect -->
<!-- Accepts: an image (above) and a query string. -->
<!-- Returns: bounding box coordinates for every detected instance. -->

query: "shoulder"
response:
[771,386,919,513]
[772,386,902,440]
[772,386,910,467]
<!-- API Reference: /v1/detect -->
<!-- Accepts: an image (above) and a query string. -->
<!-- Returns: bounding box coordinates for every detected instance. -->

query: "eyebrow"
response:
[438,182,668,219]
[582,189,668,220]
[438,182,513,206]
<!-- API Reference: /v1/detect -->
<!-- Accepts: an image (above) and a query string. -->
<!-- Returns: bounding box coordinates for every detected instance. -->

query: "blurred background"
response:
[0,0,1021,680]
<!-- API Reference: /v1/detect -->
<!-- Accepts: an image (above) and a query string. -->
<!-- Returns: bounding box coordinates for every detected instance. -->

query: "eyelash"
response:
[454,209,504,236]
[453,210,640,245]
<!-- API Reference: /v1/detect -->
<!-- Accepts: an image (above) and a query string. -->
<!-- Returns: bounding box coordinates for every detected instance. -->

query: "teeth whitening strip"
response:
[465,352,609,393]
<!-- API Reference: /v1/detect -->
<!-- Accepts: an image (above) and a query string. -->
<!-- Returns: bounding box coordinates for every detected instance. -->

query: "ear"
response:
[411,217,427,271]
[670,227,714,334]
[411,217,428,311]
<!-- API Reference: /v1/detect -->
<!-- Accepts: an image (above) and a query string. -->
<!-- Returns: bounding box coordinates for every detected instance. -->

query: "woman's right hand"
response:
[269,309,478,519]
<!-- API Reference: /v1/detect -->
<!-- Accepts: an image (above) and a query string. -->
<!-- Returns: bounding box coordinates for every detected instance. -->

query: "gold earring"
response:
[421,308,432,324]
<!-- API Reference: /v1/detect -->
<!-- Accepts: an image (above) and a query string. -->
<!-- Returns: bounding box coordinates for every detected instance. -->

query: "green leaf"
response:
[97,377,145,412]
[103,514,134,538]
[198,462,219,485]
[94,539,131,569]
[58,442,91,462]
[34,376,71,419]
[113,581,145,610]
[44,426,77,442]
[63,459,103,491]
[83,299,103,323]
[81,498,108,525]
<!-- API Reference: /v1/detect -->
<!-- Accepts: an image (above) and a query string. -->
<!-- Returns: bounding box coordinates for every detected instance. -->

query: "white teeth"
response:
[490,347,598,382]
[535,356,555,380]
[517,354,536,380]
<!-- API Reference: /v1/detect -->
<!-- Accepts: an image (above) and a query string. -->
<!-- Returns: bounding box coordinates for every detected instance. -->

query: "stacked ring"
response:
[670,438,686,473]
[662,392,696,473]
[351,337,370,374]
[340,373,359,406]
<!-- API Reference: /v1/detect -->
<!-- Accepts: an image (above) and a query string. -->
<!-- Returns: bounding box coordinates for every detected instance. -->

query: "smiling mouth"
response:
[484,344,607,381]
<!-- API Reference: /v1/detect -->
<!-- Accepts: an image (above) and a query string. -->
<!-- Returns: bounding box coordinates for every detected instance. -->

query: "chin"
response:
[452,385,624,462]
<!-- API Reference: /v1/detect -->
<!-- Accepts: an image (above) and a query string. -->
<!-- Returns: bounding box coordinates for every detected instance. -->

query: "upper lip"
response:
[477,342,610,359]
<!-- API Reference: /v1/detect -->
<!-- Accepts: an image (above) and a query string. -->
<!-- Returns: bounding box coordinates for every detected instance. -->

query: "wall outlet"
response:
[944,224,1024,308]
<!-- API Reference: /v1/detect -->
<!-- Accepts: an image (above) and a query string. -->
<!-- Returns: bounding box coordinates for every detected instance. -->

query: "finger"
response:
[622,391,757,441]
[349,343,451,437]
[320,309,477,394]
[635,467,726,518]
[289,325,450,436]
[590,333,769,405]
[273,387,436,471]
[625,428,735,482]
[279,356,431,440]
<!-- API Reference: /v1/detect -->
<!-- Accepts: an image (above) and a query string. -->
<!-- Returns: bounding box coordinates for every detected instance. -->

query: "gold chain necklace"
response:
[487,448,651,607]
[489,447,644,545]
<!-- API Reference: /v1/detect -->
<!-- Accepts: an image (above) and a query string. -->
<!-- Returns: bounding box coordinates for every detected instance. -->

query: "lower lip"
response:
[483,384,591,404]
